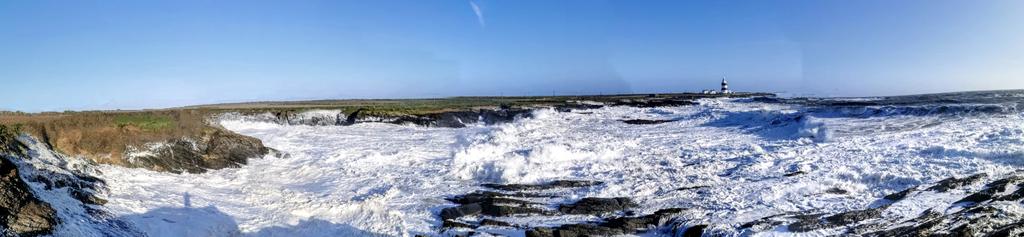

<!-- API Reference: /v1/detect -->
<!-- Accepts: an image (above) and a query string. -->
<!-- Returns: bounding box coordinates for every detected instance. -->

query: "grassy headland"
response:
[0,92,771,171]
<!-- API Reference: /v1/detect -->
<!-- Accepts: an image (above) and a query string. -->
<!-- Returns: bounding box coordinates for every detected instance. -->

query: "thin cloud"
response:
[469,1,485,28]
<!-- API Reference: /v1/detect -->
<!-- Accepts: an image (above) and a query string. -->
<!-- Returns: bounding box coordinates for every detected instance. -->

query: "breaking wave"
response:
[449,109,622,184]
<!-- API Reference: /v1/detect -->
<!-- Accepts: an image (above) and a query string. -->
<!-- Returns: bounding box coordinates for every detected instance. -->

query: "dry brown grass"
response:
[0,92,771,166]
[0,110,218,165]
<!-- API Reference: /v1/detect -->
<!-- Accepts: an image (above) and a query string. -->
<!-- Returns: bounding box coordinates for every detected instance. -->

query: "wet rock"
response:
[675,186,709,191]
[601,215,659,231]
[0,156,57,236]
[559,197,637,215]
[957,191,996,205]
[926,173,988,192]
[787,218,831,232]
[997,185,1024,201]
[860,209,942,236]
[612,99,696,108]
[526,224,625,237]
[824,208,882,226]
[988,221,1024,237]
[825,187,849,195]
[783,171,805,177]
[789,208,883,232]
[479,108,533,125]
[341,107,533,128]
[600,208,686,233]
[480,219,514,227]
[443,220,475,229]
[525,227,555,237]
[654,208,685,216]
[621,119,675,125]
[126,128,270,174]
[883,186,917,201]
[480,201,547,217]
[70,188,107,205]
[441,194,545,220]
[682,224,707,237]
[440,203,482,220]
[740,217,785,232]
[482,180,603,191]
[555,102,605,112]
[959,175,1024,204]
[446,191,547,205]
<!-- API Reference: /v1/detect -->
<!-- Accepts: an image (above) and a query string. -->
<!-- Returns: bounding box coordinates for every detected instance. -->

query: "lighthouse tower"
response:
[721,77,731,94]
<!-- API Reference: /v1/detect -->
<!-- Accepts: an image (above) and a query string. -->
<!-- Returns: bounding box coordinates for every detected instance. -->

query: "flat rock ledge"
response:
[740,172,1024,236]
[430,180,702,237]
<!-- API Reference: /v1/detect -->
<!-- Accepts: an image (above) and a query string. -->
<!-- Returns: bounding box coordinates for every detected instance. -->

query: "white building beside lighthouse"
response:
[721,77,731,94]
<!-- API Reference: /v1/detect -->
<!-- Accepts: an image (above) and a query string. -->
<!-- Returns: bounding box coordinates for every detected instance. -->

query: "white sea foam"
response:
[51,98,1024,236]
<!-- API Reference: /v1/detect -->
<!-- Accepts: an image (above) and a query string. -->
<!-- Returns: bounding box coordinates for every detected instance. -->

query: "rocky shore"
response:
[0,93,779,235]
[428,173,1024,236]
[229,106,534,128]
[431,180,702,237]
[0,129,56,236]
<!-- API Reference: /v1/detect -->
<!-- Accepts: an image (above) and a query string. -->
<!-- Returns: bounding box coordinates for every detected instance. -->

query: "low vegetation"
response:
[113,114,175,132]
[0,93,766,168]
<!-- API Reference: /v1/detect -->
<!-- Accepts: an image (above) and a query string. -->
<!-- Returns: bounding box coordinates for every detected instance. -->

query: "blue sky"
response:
[1,0,1022,112]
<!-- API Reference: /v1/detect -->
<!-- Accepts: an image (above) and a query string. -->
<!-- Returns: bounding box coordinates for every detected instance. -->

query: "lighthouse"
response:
[721,77,731,94]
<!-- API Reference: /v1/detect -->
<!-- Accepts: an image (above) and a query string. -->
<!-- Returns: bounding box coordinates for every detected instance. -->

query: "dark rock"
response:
[824,208,882,225]
[344,108,365,125]
[440,203,482,220]
[790,213,826,221]
[739,217,785,232]
[885,209,943,235]
[957,191,996,205]
[482,180,603,191]
[125,128,270,174]
[555,102,605,112]
[621,119,675,125]
[825,187,848,195]
[787,219,831,232]
[883,186,917,201]
[480,219,514,227]
[987,221,1024,237]
[682,224,707,237]
[789,208,882,232]
[612,99,696,108]
[70,188,107,205]
[985,175,1024,190]
[270,107,534,128]
[783,171,806,177]
[654,208,685,216]
[479,108,533,125]
[526,224,625,237]
[445,191,548,205]
[480,201,546,217]
[962,175,1024,203]
[443,220,475,229]
[525,227,555,237]
[601,215,659,231]
[559,197,637,215]
[0,156,57,236]
[997,185,1024,201]
[926,173,988,192]
[488,197,540,206]
[675,186,709,191]
[599,208,687,233]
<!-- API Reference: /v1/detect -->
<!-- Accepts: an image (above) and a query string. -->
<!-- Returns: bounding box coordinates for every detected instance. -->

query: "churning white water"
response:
[87,97,1024,236]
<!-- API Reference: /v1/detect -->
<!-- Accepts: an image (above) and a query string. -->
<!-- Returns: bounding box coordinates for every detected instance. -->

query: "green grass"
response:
[114,114,175,132]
